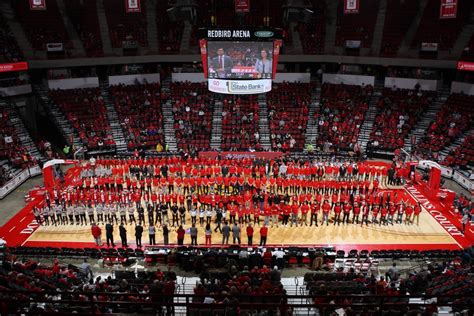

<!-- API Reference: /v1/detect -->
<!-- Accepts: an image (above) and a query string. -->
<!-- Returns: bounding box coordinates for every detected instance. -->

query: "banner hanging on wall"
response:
[29,0,46,10]
[125,0,141,13]
[344,0,359,14]
[440,0,457,19]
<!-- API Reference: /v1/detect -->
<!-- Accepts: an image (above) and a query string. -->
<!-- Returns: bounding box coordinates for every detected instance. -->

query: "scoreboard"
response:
[199,28,283,94]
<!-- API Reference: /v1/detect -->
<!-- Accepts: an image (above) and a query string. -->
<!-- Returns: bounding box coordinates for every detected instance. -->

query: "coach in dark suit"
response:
[211,48,233,78]
[105,221,115,247]
[135,222,144,247]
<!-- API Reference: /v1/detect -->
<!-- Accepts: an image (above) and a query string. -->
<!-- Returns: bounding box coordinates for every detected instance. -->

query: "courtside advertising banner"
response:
[440,0,457,19]
[125,0,141,13]
[208,78,272,94]
[235,0,250,12]
[0,62,29,73]
[29,0,46,10]
[344,0,359,14]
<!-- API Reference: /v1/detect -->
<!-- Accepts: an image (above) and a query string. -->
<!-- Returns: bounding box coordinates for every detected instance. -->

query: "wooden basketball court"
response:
[24,193,459,249]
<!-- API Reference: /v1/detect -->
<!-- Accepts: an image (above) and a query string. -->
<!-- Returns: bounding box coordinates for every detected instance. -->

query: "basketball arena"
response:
[0,0,472,314]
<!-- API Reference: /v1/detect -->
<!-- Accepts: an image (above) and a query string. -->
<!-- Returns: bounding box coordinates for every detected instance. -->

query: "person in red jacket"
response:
[260,224,268,246]
[91,222,102,246]
[333,203,342,226]
[246,223,254,246]
[176,225,185,245]
[322,200,331,226]
[413,203,421,226]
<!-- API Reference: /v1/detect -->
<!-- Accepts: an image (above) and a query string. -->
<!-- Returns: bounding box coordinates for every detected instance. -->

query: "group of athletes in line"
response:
[33,156,422,230]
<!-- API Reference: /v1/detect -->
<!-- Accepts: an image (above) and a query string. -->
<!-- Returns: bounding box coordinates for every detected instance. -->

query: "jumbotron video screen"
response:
[207,41,274,80]
[199,28,282,94]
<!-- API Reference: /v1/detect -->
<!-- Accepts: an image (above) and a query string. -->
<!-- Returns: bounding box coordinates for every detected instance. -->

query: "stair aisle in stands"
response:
[305,80,322,150]
[403,86,448,154]
[32,81,83,152]
[258,93,272,151]
[161,78,178,152]
[99,78,128,153]
[210,98,223,151]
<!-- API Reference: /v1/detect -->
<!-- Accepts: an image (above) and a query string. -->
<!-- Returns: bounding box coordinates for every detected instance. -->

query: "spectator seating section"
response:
[411,0,473,51]
[335,0,378,49]
[380,0,418,56]
[103,0,148,49]
[297,0,327,54]
[418,93,474,157]
[157,1,182,54]
[461,34,474,61]
[0,13,24,62]
[13,0,71,52]
[442,131,474,168]
[171,82,213,151]
[221,95,260,151]
[370,88,434,151]
[0,108,35,185]
[64,0,103,57]
[49,88,115,151]
[317,83,371,151]
[108,83,163,151]
[267,82,311,151]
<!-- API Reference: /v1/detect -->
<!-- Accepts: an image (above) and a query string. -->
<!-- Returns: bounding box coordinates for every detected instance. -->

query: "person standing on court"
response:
[190,223,198,246]
[260,224,268,246]
[246,223,254,246]
[221,221,230,245]
[135,222,143,247]
[149,224,156,245]
[163,224,169,245]
[105,221,115,247]
[119,222,127,248]
[177,225,185,245]
[232,223,241,244]
[205,223,212,245]
[91,223,102,246]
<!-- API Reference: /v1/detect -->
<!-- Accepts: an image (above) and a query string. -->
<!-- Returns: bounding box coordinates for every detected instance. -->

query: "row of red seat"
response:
[64,0,103,57]
[267,82,312,151]
[109,83,162,151]
[317,83,371,151]
[417,93,474,156]
[49,88,115,150]
[0,13,23,62]
[171,82,212,151]
[221,95,260,151]
[13,0,71,52]
[370,88,434,151]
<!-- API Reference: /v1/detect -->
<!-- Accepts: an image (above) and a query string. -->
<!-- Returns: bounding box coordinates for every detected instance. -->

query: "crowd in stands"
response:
[65,0,103,57]
[0,13,23,62]
[109,83,163,151]
[442,132,474,169]
[306,254,473,315]
[370,87,434,151]
[267,83,311,152]
[296,0,326,54]
[335,0,378,49]
[0,108,35,181]
[0,255,177,315]
[103,0,148,49]
[417,93,474,160]
[411,0,473,52]
[380,0,419,56]
[221,95,260,151]
[13,0,71,53]
[171,82,213,152]
[49,88,115,151]
[317,83,371,152]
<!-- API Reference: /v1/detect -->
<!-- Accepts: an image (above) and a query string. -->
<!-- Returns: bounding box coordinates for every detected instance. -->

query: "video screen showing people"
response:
[207,41,274,79]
